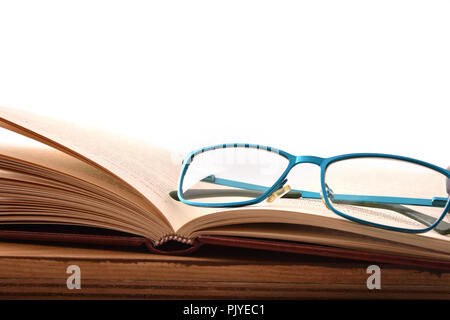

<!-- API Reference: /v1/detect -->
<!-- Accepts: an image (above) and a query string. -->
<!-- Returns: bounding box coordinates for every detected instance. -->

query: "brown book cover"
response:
[0,226,449,271]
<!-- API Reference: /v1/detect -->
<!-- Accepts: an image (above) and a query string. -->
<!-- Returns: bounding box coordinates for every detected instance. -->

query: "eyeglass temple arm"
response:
[201,175,448,207]
[194,175,450,234]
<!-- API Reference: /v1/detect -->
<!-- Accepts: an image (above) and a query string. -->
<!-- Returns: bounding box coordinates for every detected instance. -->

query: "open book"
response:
[1,106,449,270]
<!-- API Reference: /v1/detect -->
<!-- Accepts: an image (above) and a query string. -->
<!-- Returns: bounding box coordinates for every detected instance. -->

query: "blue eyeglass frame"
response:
[177,143,450,234]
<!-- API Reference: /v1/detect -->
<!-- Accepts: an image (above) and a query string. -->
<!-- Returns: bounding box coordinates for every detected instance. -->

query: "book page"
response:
[0,142,158,218]
[180,198,450,256]
[0,106,213,232]
[0,142,172,237]
[190,223,450,261]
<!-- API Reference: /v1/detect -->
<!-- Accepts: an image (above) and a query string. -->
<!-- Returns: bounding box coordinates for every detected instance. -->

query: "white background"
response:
[0,0,449,167]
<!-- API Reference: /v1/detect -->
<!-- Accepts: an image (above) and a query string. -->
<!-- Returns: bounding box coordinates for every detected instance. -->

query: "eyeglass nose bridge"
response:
[294,155,324,166]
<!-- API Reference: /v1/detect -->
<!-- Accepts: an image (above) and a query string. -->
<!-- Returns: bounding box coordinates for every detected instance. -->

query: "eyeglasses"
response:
[177,143,450,234]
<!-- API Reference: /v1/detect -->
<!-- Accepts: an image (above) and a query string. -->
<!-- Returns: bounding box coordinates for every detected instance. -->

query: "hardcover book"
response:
[0,106,449,271]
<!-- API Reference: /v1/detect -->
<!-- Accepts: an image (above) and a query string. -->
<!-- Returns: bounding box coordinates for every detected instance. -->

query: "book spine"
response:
[154,234,194,247]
